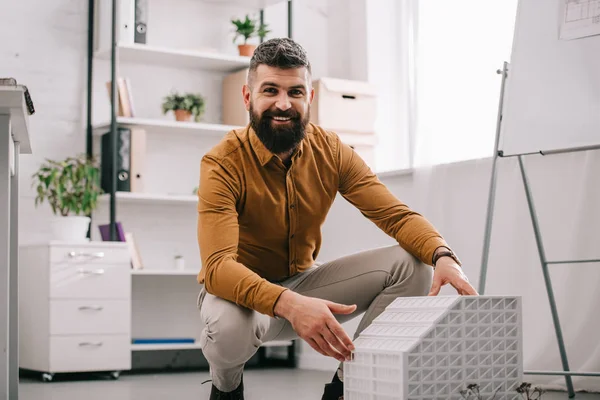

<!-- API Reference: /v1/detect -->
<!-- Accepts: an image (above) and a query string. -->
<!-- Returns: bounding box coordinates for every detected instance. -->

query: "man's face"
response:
[243,64,314,155]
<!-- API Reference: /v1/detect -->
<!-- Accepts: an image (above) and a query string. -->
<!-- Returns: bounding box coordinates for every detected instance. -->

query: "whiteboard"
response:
[499,0,600,157]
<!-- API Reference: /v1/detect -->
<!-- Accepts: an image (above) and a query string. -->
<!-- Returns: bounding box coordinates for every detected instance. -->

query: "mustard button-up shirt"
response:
[197,123,449,317]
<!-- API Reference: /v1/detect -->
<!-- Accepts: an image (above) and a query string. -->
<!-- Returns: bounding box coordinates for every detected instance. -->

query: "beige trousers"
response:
[197,245,433,392]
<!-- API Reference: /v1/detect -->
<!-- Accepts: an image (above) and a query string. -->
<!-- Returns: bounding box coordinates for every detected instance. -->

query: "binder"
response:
[134,0,148,44]
[101,127,146,193]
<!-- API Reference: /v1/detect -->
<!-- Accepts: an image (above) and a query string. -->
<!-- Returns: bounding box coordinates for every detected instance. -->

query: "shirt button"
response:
[290,204,295,209]
[290,234,295,238]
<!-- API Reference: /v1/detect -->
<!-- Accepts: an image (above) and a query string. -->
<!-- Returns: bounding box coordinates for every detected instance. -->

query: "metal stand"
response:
[478,61,509,295]
[479,63,600,398]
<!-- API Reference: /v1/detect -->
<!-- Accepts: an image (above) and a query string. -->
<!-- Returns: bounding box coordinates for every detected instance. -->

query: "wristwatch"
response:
[432,246,462,268]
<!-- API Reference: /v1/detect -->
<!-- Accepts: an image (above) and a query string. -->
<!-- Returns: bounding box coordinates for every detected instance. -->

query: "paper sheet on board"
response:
[560,0,600,39]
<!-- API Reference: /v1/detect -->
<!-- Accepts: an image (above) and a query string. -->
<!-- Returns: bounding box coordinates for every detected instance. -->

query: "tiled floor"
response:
[19,369,600,400]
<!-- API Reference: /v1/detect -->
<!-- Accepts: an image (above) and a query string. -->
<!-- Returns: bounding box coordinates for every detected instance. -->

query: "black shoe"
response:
[321,371,344,400]
[203,376,244,400]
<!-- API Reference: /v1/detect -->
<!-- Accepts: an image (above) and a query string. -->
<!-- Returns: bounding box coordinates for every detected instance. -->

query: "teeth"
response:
[273,117,291,121]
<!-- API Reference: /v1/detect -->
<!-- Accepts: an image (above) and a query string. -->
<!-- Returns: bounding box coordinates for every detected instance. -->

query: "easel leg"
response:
[478,151,500,295]
[479,62,510,295]
[518,156,575,398]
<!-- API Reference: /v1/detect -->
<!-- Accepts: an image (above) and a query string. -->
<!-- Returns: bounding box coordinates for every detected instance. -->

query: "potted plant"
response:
[231,15,270,56]
[162,91,205,122]
[32,154,102,242]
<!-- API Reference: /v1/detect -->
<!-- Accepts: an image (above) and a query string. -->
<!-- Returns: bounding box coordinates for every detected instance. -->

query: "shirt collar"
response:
[249,124,311,167]
[249,126,275,166]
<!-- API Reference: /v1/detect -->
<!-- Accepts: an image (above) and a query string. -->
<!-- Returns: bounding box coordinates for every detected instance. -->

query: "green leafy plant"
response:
[161,92,205,122]
[231,15,270,44]
[32,154,102,217]
[257,21,271,41]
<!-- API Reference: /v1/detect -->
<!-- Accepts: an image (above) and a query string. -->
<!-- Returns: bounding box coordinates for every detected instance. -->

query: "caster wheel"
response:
[109,371,120,380]
[42,373,54,382]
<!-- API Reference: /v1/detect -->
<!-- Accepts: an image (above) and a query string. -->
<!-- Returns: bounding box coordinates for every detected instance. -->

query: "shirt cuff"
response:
[255,285,289,318]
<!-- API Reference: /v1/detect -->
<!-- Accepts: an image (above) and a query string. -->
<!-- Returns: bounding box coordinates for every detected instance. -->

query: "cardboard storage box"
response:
[310,78,377,134]
[222,68,250,127]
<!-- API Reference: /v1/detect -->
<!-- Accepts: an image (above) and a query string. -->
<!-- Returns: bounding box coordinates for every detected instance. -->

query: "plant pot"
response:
[51,216,91,242]
[238,44,256,57]
[174,109,192,122]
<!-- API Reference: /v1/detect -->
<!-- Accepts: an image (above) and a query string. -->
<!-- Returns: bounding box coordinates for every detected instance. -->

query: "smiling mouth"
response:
[271,116,293,123]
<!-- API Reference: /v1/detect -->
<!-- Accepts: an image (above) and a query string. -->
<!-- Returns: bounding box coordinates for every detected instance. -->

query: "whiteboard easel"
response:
[478,0,600,396]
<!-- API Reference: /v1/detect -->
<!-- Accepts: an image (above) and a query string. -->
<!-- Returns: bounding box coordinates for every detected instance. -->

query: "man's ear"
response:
[242,84,251,111]
[309,87,315,104]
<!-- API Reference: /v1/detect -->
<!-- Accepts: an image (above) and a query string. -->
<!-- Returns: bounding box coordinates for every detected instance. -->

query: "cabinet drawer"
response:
[49,335,131,373]
[50,262,130,299]
[50,300,130,335]
[50,244,129,266]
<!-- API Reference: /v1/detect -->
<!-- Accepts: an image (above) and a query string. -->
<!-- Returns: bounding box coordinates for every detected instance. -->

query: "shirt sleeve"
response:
[335,135,450,266]
[197,155,287,317]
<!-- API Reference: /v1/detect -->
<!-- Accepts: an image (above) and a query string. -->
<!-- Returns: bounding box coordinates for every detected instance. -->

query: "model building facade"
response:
[344,296,523,400]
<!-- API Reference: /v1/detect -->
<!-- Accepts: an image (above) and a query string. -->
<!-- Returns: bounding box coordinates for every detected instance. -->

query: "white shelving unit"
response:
[89,0,297,372]
[97,192,197,206]
[132,340,292,352]
[131,269,198,276]
[132,342,204,351]
[93,117,241,137]
[95,43,251,71]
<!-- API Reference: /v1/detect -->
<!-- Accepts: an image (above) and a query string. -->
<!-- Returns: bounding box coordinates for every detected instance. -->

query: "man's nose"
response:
[275,93,292,111]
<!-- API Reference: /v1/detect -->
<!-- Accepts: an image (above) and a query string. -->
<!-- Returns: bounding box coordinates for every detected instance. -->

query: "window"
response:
[412,0,519,167]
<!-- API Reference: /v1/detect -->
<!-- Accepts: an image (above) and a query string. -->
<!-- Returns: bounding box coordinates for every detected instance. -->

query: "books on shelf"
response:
[105,77,136,118]
[98,222,144,270]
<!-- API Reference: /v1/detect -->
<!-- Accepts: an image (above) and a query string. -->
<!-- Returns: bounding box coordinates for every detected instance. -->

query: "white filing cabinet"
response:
[19,241,132,381]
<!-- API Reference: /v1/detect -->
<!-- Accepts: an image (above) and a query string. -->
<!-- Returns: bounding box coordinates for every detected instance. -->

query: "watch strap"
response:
[432,247,461,268]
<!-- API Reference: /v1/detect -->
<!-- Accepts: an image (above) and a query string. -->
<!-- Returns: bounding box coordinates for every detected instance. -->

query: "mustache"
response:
[262,109,299,119]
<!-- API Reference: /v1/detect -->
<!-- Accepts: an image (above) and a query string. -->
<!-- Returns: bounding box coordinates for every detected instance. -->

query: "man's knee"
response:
[384,245,433,295]
[199,294,265,367]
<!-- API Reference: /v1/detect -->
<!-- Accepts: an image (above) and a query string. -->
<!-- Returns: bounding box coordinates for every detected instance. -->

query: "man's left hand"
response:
[428,257,478,296]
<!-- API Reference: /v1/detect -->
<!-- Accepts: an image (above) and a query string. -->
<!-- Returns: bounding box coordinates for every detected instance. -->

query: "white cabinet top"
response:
[20,240,128,248]
[0,86,32,153]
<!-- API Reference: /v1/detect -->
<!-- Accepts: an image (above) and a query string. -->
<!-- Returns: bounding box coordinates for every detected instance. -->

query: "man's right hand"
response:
[273,290,357,363]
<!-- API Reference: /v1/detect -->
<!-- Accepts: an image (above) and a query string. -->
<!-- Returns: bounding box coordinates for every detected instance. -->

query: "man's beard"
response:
[249,103,309,155]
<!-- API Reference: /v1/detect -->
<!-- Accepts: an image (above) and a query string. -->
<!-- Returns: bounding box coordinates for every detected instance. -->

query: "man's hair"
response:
[248,38,311,87]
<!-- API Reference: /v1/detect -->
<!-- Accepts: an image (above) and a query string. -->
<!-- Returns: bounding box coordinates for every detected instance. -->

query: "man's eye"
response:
[290,90,303,96]
[264,88,277,94]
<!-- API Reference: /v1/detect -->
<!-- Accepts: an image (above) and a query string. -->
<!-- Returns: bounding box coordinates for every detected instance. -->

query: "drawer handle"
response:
[68,251,105,259]
[78,305,104,311]
[79,342,103,347]
[77,268,105,275]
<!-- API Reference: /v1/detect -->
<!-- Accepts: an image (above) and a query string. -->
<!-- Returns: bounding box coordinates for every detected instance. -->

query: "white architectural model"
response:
[344,296,523,400]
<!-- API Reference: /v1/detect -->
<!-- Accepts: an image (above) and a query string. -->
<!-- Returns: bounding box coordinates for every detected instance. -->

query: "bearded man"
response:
[196,37,477,400]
